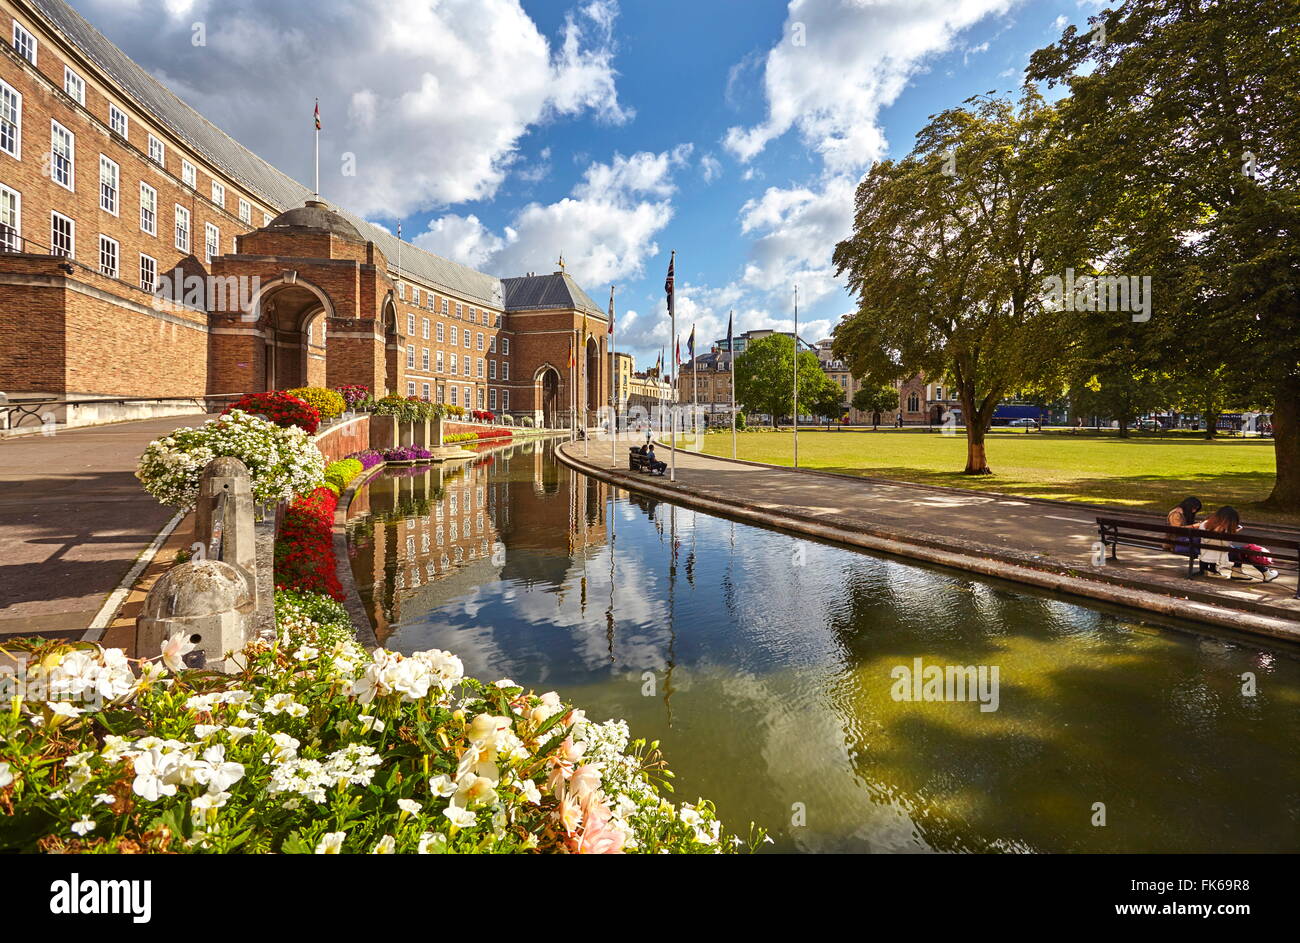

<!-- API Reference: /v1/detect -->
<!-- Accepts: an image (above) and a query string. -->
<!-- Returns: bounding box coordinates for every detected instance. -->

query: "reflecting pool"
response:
[346,440,1300,853]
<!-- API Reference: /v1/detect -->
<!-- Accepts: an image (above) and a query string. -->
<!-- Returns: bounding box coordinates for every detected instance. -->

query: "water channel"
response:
[346,439,1300,853]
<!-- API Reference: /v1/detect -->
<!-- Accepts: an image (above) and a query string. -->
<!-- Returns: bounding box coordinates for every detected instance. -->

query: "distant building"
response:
[608,350,633,412]
[628,370,672,414]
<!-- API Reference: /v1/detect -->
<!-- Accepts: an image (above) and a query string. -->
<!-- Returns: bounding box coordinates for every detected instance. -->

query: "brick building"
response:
[0,0,609,425]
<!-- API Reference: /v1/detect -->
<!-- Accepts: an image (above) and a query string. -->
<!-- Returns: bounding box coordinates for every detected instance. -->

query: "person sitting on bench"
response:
[1195,506,1279,582]
[1164,496,1202,553]
[645,443,667,475]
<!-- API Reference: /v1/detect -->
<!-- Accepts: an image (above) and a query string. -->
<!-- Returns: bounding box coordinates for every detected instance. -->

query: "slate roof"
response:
[30,0,594,312]
[501,273,606,319]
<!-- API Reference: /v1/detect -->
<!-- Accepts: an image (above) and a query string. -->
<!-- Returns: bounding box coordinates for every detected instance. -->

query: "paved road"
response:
[0,414,215,640]
[565,436,1300,623]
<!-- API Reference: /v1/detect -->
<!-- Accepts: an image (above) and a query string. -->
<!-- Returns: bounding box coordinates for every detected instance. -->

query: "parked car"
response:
[1135,419,1163,431]
[1008,418,1039,428]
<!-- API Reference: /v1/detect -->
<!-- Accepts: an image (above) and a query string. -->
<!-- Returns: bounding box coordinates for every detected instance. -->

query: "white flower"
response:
[0,761,13,788]
[315,831,347,854]
[71,816,96,836]
[160,631,196,672]
[93,793,115,806]
[398,798,422,816]
[429,774,457,798]
[416,832,447,854]
[442,806,477,828]
[293,646,319,662]
[130,747,178,801]
[371,835,396,854]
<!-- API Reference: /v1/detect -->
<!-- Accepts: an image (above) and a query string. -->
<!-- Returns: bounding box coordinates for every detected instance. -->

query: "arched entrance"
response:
[381,296,399,397]
[585,336,600,426]
[536,365,561,429]
[246,277,336,391]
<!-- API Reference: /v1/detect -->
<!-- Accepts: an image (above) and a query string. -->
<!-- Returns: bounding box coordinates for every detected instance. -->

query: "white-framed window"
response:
[50,210,73,257]
[109,104,128,138]
[145,134,163,166]
[12,22,36,64]
[501,337,510,355]
[412,287,420,306]
[462,357,470,376]
[475,387,482,408]
[174,204,190,252]
[489,389,497,411]
[0,80,20,158]
[210,180,224,208]
[427,293,435,311]
[436,384,445,404]
[449,325,457,346]
[502,362,509,380]
[489,360,497,379]
[98,154,118,215]
[463,330,470,349]
[204,222,219,263]
[476,358,484,378]
[422,383,430,401]
[397,282,405,300]
[406,345,414,368]
[422,348,430,371]
[237,197,251,224]
[468,307,476,323]
[407,381,416,397]
[63,67,85,106]
[50,121,74,190]
[441,298,449,315]
[262,211,270,226]
[495,313,502,328]
[489,336,496,353]
[181,159,196,188]
[455,302,462,318]
[450,387,458,406]
[139,253,157,292]
[421,318,429,339]
[98,234,118,277]
[0,183,20,251]
[435,322,444,343]
[476,332,484,351]
[502,389,510,410]
[406,313,415,336]
[450,353,457,374]
[436,350,444,373]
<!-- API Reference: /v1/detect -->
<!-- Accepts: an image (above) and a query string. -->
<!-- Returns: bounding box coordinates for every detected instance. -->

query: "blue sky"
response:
[74,0,1104,371]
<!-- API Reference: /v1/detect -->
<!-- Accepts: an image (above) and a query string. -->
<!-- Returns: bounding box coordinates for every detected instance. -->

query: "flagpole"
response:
[313,99,319,198]
[610,286,617,469]
[792,283,799,469]
[729,310,737,460]
[691,325,698,444]
[667,250,676,482]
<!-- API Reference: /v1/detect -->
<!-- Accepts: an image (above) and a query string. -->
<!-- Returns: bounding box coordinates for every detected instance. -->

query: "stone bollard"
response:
[195,457,258,608]
[136,560,252,673]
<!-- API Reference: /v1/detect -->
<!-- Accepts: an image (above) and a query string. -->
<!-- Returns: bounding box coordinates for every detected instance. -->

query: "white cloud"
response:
[76,0,631,218]
[699,153,723,184]
[415,146,692,286]
[724,0,1016,172]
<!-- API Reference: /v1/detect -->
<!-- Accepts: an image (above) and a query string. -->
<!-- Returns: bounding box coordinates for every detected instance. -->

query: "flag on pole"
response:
[726,310,734,357]
[675,334,681,366]
[664,250,675,314]
[314,100,321,130]
[608,286,615,332]
[687,324,696,361]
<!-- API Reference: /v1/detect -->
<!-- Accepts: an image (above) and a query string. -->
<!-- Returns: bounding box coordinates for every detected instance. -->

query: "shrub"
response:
[137,410,326,510]
[520,415,535,428]
[373,394,441,423]
[287,387,347,421]
[345,449,385,470]
[0,635,759,854]
[275,486,343,600]
[324,458,364,495]
[381,445,432,462]
[223,391,320,434]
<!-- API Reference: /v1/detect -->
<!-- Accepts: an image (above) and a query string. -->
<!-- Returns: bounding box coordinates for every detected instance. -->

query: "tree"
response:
[1028,0,1300,508]
[807,382,846,424]
[852,384,900,429]
[833,91,1076,474]
[734,334,838,427]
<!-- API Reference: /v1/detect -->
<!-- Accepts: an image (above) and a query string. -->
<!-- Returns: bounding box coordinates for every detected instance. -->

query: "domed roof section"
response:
[264,199,363,241]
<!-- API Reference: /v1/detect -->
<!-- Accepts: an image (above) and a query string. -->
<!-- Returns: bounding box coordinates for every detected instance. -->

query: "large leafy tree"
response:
[734,334,838,427]
[833,92,1075,473]
[1028,0,1300,509]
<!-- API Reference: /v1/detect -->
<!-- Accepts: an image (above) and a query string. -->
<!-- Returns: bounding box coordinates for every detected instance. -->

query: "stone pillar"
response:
[413,419,431,449]
[399,420,414,448]
[195,457,259,610]
[370,413,397,451]
[432,413,445,447]
[136,560,253,673]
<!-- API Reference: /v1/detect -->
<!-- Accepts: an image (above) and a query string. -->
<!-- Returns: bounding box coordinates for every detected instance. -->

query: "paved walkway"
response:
[0,413,214,640]
[560,437,1300,638]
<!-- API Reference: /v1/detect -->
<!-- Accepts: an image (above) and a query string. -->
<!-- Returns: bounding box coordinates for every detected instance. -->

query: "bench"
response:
[1095,516,1300,598]
[627,446,665,476]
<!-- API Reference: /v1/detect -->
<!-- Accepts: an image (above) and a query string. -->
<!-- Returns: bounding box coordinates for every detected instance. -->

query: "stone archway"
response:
[246,276,336,392]
[585,335,600,426]
[536,365,561,429]
[381,296,399,397]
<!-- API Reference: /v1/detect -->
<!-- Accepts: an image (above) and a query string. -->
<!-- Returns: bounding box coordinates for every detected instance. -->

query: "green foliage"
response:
[323,458,364,494]
[851,385,900,427]
[734,334,840,426]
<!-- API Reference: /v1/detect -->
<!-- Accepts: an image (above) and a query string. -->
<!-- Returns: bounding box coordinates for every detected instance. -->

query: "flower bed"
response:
[274,486,343,601]
[335,385,371,410]
[136,410,326,509]
[287,387,347,421]
[0,622,757,854]
[323,458,365,496]
[222,391,320,434]
[381,445,432,463]
[346,449,385,470]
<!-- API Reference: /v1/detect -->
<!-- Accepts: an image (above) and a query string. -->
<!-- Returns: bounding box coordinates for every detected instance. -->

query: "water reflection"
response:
[347,440,1300,853]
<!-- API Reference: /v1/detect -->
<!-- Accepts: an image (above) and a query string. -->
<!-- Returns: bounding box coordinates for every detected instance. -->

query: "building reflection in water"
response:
[346,440,610,648]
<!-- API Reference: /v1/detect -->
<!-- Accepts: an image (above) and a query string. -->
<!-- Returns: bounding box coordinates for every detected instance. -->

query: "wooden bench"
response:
[628,447,665,475]
[1095,516,1300,598]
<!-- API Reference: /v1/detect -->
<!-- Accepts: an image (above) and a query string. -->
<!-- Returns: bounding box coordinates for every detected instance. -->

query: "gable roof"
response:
[27,0,590,311]
[501,272,606,318]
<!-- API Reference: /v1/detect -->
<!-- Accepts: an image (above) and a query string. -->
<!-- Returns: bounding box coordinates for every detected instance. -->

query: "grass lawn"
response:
[694,428,1293,524]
